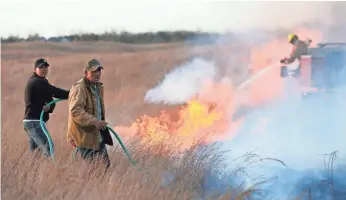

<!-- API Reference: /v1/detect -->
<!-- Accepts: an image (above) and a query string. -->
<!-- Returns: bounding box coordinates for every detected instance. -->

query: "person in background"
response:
[23,58,70,157]
[281,33,312,65]
[67,58,113,171]
[280,33,312,78]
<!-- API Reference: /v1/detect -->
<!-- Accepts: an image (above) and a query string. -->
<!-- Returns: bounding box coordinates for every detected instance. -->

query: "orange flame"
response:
[133,79,241,149]
[114,79,241,150]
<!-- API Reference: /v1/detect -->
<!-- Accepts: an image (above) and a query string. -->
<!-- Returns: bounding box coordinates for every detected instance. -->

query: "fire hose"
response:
[39,98,141,171]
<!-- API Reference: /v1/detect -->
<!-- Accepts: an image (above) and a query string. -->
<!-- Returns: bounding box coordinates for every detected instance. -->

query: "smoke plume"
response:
[144,58,217,104]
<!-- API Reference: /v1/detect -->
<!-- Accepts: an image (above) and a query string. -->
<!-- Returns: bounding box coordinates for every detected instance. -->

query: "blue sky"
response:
[0,0,333,38]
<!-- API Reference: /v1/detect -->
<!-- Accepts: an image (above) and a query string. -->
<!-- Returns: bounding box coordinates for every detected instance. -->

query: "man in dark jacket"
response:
[23,58,70,157]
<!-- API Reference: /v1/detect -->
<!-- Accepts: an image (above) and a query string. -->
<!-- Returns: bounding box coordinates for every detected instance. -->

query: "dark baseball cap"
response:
[35,58,50,68]
[84,59,104,72]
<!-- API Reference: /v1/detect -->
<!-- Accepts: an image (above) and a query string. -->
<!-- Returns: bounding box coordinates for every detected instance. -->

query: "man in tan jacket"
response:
[67,59,113,170]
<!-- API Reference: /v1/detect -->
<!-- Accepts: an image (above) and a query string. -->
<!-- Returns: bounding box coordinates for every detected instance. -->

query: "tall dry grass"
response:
[2,134,246,200]
[1,41,251,200]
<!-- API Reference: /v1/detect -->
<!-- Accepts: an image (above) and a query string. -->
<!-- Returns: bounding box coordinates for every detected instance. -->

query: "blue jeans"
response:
[23,120,51,157]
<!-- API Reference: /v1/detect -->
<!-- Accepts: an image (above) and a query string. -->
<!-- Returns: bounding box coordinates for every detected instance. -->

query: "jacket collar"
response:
[32,72,46,80]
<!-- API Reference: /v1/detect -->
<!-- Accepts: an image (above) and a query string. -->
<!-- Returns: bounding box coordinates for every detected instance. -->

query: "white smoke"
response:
[144,57,217,104]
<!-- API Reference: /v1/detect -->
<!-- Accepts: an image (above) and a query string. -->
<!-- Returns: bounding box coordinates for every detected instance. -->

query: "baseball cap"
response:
[85,59,104,72]
[35,58,50,68]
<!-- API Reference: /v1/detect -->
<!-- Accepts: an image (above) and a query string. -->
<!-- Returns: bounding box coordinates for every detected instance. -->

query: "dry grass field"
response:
[3,27,344,199]
[1,41,253,200]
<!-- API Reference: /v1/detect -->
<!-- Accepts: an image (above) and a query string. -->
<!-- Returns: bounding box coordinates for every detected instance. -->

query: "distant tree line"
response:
[1,30,223,44]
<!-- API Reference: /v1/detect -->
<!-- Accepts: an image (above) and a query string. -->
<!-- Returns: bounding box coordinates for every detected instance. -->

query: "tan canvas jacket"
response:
[67,77,112,150]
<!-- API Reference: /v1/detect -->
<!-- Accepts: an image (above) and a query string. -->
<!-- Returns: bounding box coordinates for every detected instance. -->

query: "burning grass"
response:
[1,41,251,200]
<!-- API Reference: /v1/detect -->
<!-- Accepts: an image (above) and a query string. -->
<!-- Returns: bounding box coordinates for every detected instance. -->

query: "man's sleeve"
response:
[41,80,70,99]
[286,46,298,64]
[52,87,70,99]
[69,86,98,126]
[51,84,69,99]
